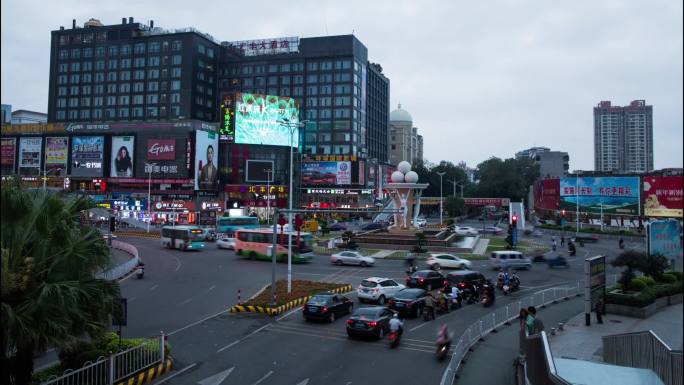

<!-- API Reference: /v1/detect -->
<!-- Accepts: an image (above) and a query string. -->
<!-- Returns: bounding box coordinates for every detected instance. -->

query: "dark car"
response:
[346,306,393,339]
[532,254,547,263]
[443,270,487,294]
[328,223,347,231]
[302,293,354,323]
[572,234,599,243]
[361,222,388,232]
[547,256,569,269]
[388,288,427,317]
[406,270,445,291]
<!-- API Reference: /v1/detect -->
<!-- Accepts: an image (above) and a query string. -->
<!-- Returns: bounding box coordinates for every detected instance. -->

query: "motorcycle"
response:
[448,293,462,310]
[388,330,401,348]
[568,245,576,256]
[436,338,451,361]
[502,284,510,295]
[136,266,144,279]
[496,276,504,290]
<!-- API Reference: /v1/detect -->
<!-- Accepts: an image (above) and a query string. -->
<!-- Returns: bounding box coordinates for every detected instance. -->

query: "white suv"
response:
[357,277,405,305]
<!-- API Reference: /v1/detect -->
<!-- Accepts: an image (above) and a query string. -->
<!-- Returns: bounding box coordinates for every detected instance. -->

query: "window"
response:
[83,47,93,58]
[82,61,92,71]
[106,84,117,93]
[196,84,204,93]
[267,87,277,95]
[195,96,204,105]
[148,81,159,92]
[70,62,80,72]
[198,44,206,55]
[59,49,69,59]
[134,57,145,67]
[146,107,158,117]
[95,46,105,57]
[321,61,333,70]
[307,74,318,83]
[58,75,67,85]
[131,107,143,118]
[68,98,79,107]
[120,58,131,68]
[306,110,317,119]
[134,43,145,54]
[133,95,144,104]
[294,75,304,84]
[171,67,181,78]
[71,49,80,59]
[307,86,318,95]
[147,69,160,79]
[106,96,116,106]
[170,93,181,103]
[319,85,332,94]
[335,84,352,94]
[118,95,130,105]
[319,97,332,106]
[320,109,332,118]
[104,108,116,119]
[171,80,181,90]
[280,76,290,85]
[56,110,66,120]
[118,108,129,118]
[307,62,318,71]
[69,86,79,95]
[320,73,332,83]
[119,71,131,81]
[147,94,159,104]
[95,60,105,70]
[172,55,182,65]
[107,72,117,82]
[292,62,304,71]
[94,85,104,94]
[334,73,351,82]
[56,98,67,108]
[58,87,68,96]
[134,70,145,80]
[268,64,278,73]
[280,63,291,72]
[148,56,160,66]
[59,63,68,73]
[334,96,350,106]
[121,45,131,55]
[280,88,290,96]
[268,76,278,85]
[81,85,91,95]
[148,42,160,53]
[207,47,214,58]
[108,46,118,56]
[119,83,130,93]
[79,109,90,119]
[172,40,182,51]
[68,110,78,120]
[70,74,80,83]
[108,59,117,70]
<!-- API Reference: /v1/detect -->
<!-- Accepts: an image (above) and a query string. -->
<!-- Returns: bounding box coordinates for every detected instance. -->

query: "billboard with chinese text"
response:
[111,136,135,177]
[235,93,300,147]
[643,175,683,218]
[302,161,351,185]
[464,198,511,206]
[560,177,640,215]
[219,94,235,142]
[19,137,42,175]
[534,179,560,211]
[71,136,104,177]
[136,134,189,179]
[45,137,68,176]
[1,138,16,175]
[195,130,219,190]
[648,220,683,260]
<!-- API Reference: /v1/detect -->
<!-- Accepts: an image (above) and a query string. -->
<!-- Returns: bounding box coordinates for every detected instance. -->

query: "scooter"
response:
[136,265,144,279]
[502,284,511,295]
[388,330,401,348]
[436,338,451,361]
[449,293,462,310]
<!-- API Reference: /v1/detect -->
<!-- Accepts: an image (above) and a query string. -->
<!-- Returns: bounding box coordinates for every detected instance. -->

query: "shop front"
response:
[152,200,196,226]
[198,200,225,227]
[301,188,375,211]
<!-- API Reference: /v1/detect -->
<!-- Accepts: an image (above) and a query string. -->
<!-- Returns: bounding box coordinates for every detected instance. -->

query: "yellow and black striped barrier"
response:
[115,357,173,385]
[230,284,353,316]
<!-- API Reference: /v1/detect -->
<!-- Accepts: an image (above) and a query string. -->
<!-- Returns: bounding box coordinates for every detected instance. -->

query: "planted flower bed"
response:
[605,272,683,318]
[230,280,352,315]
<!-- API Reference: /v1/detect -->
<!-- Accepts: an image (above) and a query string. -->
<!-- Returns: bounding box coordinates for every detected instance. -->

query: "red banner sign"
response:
[643,176,684,217]
[534,179,560,210]
[464,198,511,206]
[147,139,176,160]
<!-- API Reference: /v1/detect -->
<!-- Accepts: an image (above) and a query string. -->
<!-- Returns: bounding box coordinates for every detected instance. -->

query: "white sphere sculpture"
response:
[397,161,412,175]
[391,170,405,183]
[405,171,419,183]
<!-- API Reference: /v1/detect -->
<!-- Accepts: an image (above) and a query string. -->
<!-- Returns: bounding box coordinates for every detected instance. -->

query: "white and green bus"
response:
[161,226,206,251]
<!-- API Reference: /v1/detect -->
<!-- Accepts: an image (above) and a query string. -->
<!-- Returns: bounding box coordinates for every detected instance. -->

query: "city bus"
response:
[161,226,206,251]
[216,216,260,237]
[235,229,313,263]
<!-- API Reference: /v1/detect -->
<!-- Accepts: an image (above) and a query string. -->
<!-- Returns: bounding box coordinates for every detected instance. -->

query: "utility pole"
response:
[437,171,446,225]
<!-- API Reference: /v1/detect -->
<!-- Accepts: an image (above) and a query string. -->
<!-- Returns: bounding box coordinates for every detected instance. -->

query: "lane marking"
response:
[276,307,303,322]
[174,256,182,272]
[149,284,159,291]
[197,366,235,385]
[179,298,193,305]
[252,370,274,385]
[154,362,197,384]
[207,285,216,292]
[168,309,230,336]
[296,379,309,385]
[216,340,240,353]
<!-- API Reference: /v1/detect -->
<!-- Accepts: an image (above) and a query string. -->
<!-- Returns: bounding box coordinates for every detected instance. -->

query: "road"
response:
[111,230,643,385]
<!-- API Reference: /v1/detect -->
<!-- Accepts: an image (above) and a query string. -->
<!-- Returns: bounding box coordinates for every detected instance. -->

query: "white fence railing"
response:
[96,240,139,281]
[42,333,165,385]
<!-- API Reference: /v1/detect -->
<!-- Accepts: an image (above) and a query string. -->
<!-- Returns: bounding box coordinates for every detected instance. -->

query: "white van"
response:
[489,250,531,270]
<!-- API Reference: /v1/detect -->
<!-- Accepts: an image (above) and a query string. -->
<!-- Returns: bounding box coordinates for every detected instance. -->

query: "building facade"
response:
[11,110,48,124]
[389,104,421,166]
[516,146,569,179]
[1,104,11,124]
[594,100,654,173]
[515,146,550,160]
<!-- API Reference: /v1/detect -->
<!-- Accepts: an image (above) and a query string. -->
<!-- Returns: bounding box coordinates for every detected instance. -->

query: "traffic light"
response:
[511,214,518,228]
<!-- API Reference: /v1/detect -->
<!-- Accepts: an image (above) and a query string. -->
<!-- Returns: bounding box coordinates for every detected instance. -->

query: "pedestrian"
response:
[560,235,565,247]
[424,292,436,321]
[594,298,604,324]
[552,238,557,251]
[519,308,529,331]
[526,306,545,335]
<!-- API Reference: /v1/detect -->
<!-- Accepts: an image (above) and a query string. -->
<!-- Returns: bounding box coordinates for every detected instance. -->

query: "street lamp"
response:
[437,171,446,225]
[448,179,465,198]
[144,162,154,233]
[265,169,273,225]
[278,117,309,293]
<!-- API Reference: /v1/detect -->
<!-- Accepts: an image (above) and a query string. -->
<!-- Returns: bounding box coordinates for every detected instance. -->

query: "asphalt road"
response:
[110,231,644,385]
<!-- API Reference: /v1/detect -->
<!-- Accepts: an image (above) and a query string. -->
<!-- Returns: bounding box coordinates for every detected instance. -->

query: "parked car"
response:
[480,226,503,235]
[489,251,532,270]
[413,217,427,227]
[443,270,487,294]
[328,223,347,231]
[302,293,354,323]
[571,234,600,243]
[346,306,393,339]
[452,226,479,236]
[357,277,405,304]
[330,251,375,267]
[216,237,236,250]
[426,254,472,270]
[406,270,446,291]
[360,222,388,232]
[547,256,569,269]
[388,288,427,317]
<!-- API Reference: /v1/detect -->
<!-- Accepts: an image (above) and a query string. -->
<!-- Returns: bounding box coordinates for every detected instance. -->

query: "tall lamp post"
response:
[277,117,310,293]
[265,169,273,225]
[448,178,465,198]
[144,163,154,233]
[437,171,446,225]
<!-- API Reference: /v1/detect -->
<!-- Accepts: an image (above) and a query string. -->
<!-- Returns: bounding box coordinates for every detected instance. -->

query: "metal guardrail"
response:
[42,333,165,385]
[603,330,683,385]
[95,240,139,281]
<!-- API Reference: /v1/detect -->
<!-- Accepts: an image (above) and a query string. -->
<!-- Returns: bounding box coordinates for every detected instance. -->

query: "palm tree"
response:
[1,178,121,384]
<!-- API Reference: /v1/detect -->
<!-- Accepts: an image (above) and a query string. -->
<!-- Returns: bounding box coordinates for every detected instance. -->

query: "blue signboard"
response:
[648,220,683,260]
[560,177,640,216]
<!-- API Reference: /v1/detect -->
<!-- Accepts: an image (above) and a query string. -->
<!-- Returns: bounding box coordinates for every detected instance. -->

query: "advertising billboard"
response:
[584,255,606,324]
[302,161,351,185]
[560,177,640,215]
[219,94,235,142]
[1,138,16,175]
[18,137,42,175]
[137,135,189,179]
[45,137,68,176]
[648,220,683,260]
[246,160,274,182]
[71,136,104,177]
[534,179,560,211]
[110,136,135,177]
[234,93,300,147]
[195,130,219,190]
[643,176,683,218]
[464,198,511,206]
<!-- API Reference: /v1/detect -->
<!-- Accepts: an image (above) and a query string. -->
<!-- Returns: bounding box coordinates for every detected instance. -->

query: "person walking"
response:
[519,308,529,331]
[560,235,565,247]
[594,298,604,324]
[424,292,436,321]
[526,306,545,335]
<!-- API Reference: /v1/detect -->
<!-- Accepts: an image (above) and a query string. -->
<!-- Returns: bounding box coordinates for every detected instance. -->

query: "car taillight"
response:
[389,299,395,305]
[443,280,448,287]
[406,277,410,283]
[302,304,307,310]
[322,306,328,313]
[367,321,378,327]
[458,283,466,288]
[419,278,425,283]
[346,319,354,325]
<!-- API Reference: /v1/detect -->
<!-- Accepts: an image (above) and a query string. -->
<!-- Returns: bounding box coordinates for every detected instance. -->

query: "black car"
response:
[346,306,393,339]
[360,222,388,232]
[328,223,347,231]
[406,270,445,291]
[532,254,547,263]
[302,293,354,323]
[388,288,427,317]
[443,270,486,294]
[572,234,599,243]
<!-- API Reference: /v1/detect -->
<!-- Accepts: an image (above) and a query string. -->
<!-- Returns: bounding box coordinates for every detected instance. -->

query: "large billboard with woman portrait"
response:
[111,136,135,177]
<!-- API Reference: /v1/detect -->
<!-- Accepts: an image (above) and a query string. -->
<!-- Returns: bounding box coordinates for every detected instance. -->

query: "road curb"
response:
[115,231,161,239]
[229,284,353,316]
[115,357,173,385]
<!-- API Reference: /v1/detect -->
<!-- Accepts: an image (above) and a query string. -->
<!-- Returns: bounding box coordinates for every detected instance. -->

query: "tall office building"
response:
[594,100,653,173]
[516,146,569,179]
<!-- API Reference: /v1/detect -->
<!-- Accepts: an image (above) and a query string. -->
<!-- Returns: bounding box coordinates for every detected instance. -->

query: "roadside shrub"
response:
[666,271,683,281]
[629,279,647,292]
[640,276,656,287]
[58,340,96,370]
[73,349,107,368]
[32,363,63,384]
[606,281,683,307]
[660,273,676,284]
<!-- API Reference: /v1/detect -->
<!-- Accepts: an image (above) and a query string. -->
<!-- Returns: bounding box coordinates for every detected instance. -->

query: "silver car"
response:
[330,251,375,267]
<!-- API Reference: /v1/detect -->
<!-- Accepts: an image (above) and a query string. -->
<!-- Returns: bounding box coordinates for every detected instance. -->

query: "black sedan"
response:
[346,306,393,339]
[388,288,427,317]
[406,270,445,291]
[302,293,354,323]
[328,223,347,231]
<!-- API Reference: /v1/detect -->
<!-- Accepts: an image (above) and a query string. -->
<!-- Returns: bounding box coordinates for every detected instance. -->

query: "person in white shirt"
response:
[389,313,403,335]
[450,285,461,307]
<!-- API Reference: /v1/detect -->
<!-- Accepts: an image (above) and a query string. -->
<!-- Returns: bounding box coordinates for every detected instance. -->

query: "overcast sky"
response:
[2,0,682,170]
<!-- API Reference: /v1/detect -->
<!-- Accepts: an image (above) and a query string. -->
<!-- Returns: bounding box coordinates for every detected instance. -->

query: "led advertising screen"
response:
[1,138,16,175]
[302,161,351,185]
[648,220,683,260]
[195,130,219,190]
[643,176,683,218]
[219,94,235,142]
[19,137,42,175]
[246,160,274,182]
[136,134,189,179]
[235,93,300,147]
[45,137,68,176]
[71,136,104,177]
[111,136,135,178]
[534,179,561,211]
[560,177,640,215]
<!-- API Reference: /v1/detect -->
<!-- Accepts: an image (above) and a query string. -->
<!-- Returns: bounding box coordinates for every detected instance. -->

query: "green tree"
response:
[413,160,470,198]
[639,253,670,281]
[445,196,465,217]
[611,250,645,291]
[475,157,539,202]
[1,179,120,384]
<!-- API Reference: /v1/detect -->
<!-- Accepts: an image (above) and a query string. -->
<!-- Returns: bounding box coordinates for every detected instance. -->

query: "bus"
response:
[235,229,313,263]
[161,226,206,251]
[216,216,260,237]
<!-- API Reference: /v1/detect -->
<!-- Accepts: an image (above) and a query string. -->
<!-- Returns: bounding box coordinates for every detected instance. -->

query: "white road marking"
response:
[149,284,159,291]
[174,256,182,271]
[252,370,274,385]
[296,379,309,385]
[207,285,216,292]
[276,307,303,322]
[168,309,230,336]
[155,362,197,384]
[216,340,240,353]
[197,366,234,385]
[179,298,193,305]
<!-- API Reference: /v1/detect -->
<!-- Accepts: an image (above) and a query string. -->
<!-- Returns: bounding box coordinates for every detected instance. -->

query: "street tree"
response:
[1,178,120,384]
[475,157,539,202]
[611,250,645,290]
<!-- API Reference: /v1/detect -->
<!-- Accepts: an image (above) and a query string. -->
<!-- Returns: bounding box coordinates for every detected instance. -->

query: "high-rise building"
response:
[47,17,220,123]
[389,104,422,166]
[594,100,653,173]
[516,146,569,179]
[1,104,11,124]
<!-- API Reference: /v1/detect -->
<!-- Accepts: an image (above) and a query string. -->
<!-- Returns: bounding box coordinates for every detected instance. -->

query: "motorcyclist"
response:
[389,313,403,336]
[437,291,449,313]
[497,269,505,288]
[511,272,520,289]
[437,324,451,347]
[450,284,462,307]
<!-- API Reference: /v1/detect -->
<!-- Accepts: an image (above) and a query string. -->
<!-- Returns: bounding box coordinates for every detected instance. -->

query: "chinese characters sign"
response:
[584,255,606,318]
[560,177,640,215]
[463,198,511,207]
[19,137,42,176]
[643,176,683,218]
[219,95,235,142]
[227,37,299,56]
[45,137,68,176]
[302,162,351,185]
[234,93,300,147]
[1,138,16,175]
[648,220,683,260]
[534,179,560,210]
[71,136,104,177]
